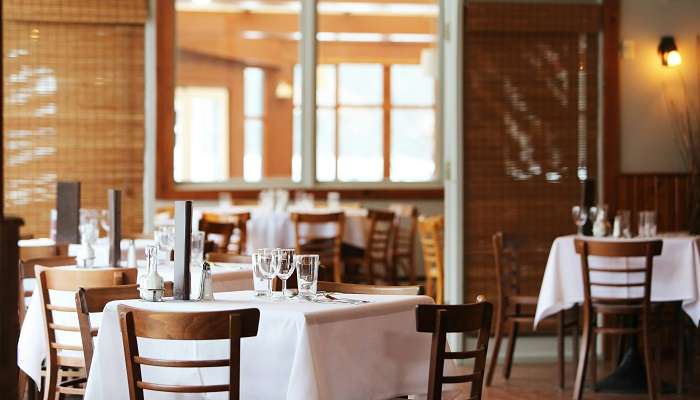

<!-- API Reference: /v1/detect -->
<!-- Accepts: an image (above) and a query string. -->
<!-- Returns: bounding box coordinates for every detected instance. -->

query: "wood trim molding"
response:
[602,0,621,211]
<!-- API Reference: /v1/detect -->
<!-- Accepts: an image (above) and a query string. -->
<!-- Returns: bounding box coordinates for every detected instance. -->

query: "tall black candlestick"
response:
[581,179,596,236]
[108,189,122,268]
[56,182,80,244]
[174,201,192,300]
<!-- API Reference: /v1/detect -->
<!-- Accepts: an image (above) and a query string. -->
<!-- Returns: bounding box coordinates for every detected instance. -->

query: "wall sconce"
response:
[275,81,293,100]
[658,36,682,67]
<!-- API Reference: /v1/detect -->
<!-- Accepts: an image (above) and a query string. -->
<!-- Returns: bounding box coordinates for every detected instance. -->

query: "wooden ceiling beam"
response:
[177,10,436,35]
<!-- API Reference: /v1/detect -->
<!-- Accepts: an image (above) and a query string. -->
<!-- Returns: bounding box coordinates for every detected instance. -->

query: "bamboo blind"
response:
[462,3,601,311]
[3,0,147,236]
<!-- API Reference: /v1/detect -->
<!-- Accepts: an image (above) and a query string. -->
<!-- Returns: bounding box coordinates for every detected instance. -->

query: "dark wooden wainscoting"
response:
[616,173,691,232]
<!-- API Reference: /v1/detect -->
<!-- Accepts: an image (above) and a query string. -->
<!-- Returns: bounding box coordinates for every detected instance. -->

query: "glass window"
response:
[338,64,383,106]
[391,64,435,106]
[338,108,383,181]
[244,67,265,182]
[391,109,436,181]
[173,87,229,183]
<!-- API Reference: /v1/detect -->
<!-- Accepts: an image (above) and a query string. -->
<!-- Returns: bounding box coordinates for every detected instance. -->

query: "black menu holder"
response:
[56,182,80,244]
[174,201,192,300]
[581,179,596,236]
[108,189,122,268]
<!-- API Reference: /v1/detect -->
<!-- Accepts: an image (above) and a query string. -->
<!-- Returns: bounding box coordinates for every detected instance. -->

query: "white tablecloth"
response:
[535,234,700,328]
[84,291,434,400]
[17,264,253,385]
[192,206,369,251]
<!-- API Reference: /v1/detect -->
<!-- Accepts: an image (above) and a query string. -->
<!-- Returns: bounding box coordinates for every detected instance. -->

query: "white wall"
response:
[619,0,700,173]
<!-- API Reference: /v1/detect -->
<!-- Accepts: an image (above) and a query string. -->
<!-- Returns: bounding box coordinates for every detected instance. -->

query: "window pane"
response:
[338,64,383,106]
[391,109,436,182]
[317,65,336,107]
[316,108,336,181]
[391,64,435,106]
[338,108,383,181]
[174,87,229,183]
[244,67,264,118]
[293,64,301,107]
[244,119,263,182]
[292,107,301,182]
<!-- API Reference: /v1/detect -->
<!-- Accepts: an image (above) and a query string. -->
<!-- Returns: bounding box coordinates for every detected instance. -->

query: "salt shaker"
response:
[127,239,137,268]
[140,245,164,302]
[197,261,214,301]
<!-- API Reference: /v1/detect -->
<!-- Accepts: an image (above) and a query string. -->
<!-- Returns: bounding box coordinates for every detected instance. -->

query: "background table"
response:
[191,206,369,251]
[19,237,154,266]
[535,234,700,327]
[84,291,434,400]
[18,263,252,385]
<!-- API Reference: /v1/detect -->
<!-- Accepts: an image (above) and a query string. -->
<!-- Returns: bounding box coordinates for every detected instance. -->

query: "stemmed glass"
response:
[254,248,276,297]
[190,231,205,268]
[571,206,588,235]
[272,248,296,299]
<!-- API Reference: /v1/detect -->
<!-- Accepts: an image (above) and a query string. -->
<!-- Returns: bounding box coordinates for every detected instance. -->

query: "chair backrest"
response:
[199,219,236,253]
[317,281,423,295]
[290,212,345,282]
[37,266,138,369]
[118,305,260,400]
[19,255,76,325]
[574,239,663,310]
[389,204,418,256]
[19,243,69,261]
[416,300,493,400]
[201,212,251,255]
[418,215,444,303]
[364,209,395,265]
[491,232,525,303]
[206,253,253,264]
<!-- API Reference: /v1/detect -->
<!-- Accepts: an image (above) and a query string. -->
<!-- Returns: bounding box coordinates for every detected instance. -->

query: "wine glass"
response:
[154,226,175,264]
[99,209,110,237]
[571,205,588,235]
[272,248,296,299]
[190,231,205,268]
[254,248,276,297]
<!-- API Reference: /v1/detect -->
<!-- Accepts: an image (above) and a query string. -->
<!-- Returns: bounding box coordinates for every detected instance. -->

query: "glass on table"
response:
[190,230,205,268]
[154,226,175,265]
[638,211,657,237]
[571,205,588,235]
[613,210,631,238]
[253,248,275,297]
[294,255,319,300]
[272,248,296,299]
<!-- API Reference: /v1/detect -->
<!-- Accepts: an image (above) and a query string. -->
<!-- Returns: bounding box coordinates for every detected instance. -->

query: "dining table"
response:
[83,290,435,400]
[19,237,154,266]
[186,205,370,251]
[17,262,253,386]
[535,233,700,392]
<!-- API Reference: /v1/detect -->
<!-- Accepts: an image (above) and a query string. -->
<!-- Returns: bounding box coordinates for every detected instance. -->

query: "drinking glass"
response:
[272,248,296,299]
[253,248,275,297]
[295,255,319,300]
[642,211,657,237]
[327,192,341,209]
[190,230,205,268]
[571,205,588,235]
[99,209,110,236]
[154,226,175,264]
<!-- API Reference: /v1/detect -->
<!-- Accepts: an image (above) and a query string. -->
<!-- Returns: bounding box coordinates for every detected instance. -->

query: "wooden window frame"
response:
[155,0,443,200]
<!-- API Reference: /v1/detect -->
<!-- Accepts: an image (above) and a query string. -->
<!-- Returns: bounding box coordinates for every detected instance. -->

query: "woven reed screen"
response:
[463,3,601,311]
[3,0,147,236]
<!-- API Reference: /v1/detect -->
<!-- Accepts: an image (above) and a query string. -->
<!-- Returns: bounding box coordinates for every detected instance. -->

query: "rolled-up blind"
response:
[3,0,147,236]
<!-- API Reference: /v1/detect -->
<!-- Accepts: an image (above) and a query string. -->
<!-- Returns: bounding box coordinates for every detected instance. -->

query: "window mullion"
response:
[383,65,391,180]
[300,0,317,187]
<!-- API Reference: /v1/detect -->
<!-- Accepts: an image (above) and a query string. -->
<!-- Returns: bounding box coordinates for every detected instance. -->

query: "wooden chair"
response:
[486,232,579,389]
[201,212,251,255]
[118,306,260,400]
[389,204,419,285]
[415,299,493,400]
[572,239,663,400]
[75,283,175,377]
[206,252,253,264]
[18,255,75,400]
[19,243,69,261]
[417,215,444,304]
[317,281,422,295]
[36,266,138,399]
[290,212,345,283]
[345,209,395,284]
[199,219,236,254]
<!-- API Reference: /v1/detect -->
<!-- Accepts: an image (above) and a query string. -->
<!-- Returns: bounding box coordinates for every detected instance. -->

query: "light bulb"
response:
[666,50,682,67]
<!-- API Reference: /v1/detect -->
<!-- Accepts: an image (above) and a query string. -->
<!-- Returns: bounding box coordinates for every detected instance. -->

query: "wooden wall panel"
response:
[616,173,690,233]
